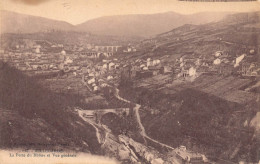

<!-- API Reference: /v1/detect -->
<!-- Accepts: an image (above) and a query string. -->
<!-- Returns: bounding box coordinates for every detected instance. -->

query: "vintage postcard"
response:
[0,0,260,164]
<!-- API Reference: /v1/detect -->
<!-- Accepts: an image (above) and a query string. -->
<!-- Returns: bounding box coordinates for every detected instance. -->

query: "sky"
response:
[1,0,260,25]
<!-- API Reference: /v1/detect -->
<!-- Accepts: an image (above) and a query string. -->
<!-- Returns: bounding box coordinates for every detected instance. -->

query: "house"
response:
[215,51,223,57]
[147,58,153,67]
[143,66,148,71]
[234,54,246,67]
[149,66,161,76]
[103,63,108,69]
[140,64,146,68]
[152,59,161,66]
[61,50,66,55]
[107,75,113,80]
[218,64,233,76]
[87,78,95,84]
[213,58,221,65]
[93,86,99,92]
[174,146,206,164]
[241,62,259,76]
[179,70,189,78]
[161,66,172,74]
[64,57,73,64]
[108,62,115,70]
[35,47,41,53]
[100,83,108,87]
[188,67,197,76]
[115,64,120,69]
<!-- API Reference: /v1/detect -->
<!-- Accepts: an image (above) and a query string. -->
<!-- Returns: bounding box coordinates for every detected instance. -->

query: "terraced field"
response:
[190,75,257,104]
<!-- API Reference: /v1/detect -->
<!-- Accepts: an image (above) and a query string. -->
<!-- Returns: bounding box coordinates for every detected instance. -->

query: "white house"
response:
[93,86,99,91]
[234,54,245,68]
[250,49,255,54]
[147,58,153,67]
[35,47,41,53]
[108,62,115,70]
[140,64,146,68]
[180,57,184,63]
[213,58,221,65]
[152,59,160,66]
[103,63,108,69]
[188,67,197,76]
[87,78,95,84]
[107,75,113,80]
[61,50,66,55]
[64,57,73,64]
[215,51,222,57]
[100,83,108,87]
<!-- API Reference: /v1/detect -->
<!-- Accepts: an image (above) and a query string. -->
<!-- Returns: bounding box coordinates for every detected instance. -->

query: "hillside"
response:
[1,10,230,37]
[76,12,230,37]
[0,62,101,153]
[0,32,142,48]
[135,11,260,62]
[118,82,259,163]
[0,10,75,34]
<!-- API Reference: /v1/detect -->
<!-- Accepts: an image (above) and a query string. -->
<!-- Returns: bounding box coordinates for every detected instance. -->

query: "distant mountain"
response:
[0,10,75,34]
[76,12,231,37]
[136,11,260,62]
[1,10,232,37]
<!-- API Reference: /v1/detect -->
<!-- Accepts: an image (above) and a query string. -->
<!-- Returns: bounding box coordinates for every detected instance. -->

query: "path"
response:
[78,110,103,144]
[114,88,175,150]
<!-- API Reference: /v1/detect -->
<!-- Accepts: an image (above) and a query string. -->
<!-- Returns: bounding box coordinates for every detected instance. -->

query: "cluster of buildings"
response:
[0,51,63,75]
[81,56,167,92]
[120,57,172,80]
[0,47,94,77]
[0,39,134,94]
[81,58,123,92]
[0,38,126,77]
[123,45,137,53]
[118,135,164,164]
[1,38,259,94]
[174,145,207,163]
[173,49,259,79]
[79,45,122,59]
[211,50,259,77]
[117,48,259,85]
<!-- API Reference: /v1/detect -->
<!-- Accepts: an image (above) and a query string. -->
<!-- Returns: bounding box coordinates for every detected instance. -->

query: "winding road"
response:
[114,89,175,150]
[78,110,104,144]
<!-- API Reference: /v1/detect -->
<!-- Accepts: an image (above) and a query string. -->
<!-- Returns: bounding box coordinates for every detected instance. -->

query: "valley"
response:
[0,9,260,164]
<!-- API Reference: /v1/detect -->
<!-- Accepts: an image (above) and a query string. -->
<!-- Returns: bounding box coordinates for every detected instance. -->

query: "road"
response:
[78,110,104,144]
[77,88,179,163]
[114,88,175,150]
[77,108,148,163]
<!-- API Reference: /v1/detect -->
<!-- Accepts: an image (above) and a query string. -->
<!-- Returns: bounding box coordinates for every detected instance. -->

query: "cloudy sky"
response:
[1,0,259,25]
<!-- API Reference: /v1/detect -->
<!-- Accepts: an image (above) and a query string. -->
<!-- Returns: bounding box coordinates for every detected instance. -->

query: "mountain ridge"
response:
[0,10,237,37]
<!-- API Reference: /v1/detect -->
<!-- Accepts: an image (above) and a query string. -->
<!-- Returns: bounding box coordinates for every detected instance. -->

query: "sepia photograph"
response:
[0,0,260,163]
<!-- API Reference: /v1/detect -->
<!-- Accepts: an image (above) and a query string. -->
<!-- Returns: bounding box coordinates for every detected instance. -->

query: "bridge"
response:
[79,108,130,123]
[94,46,121,52]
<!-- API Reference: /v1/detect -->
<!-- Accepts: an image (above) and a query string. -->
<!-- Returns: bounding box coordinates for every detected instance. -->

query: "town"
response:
[1,39,259,93]
[0,8,260,164]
